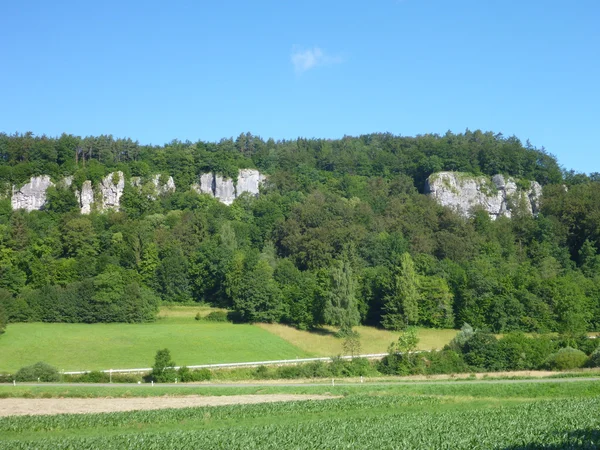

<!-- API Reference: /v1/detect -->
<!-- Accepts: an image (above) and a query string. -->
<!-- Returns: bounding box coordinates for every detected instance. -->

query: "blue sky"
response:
[1,0,598,173]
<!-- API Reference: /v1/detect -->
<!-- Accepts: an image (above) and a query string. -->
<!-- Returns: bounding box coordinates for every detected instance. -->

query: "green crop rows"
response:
[2,382,600,449]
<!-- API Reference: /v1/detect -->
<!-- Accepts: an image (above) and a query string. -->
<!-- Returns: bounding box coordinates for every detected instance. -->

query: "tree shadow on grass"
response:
[500,429,600,449]
[308,327,338,337]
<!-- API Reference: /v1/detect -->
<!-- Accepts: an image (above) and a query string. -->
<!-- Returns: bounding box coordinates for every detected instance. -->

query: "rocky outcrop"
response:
[214,175,236,205]
[237,168,267,197]
[425,172,542,219]
[78,181,94,214]
[11,176,54,212]
[152,175,176,196]
[100,172,125,210]
[195,169,265,205]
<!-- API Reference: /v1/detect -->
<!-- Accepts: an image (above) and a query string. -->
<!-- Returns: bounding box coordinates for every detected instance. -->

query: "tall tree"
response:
[324,257,360,334]
[382,252,420,330]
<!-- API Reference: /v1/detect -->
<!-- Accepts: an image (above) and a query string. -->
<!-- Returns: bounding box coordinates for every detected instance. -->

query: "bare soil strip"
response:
[0,394,339,417]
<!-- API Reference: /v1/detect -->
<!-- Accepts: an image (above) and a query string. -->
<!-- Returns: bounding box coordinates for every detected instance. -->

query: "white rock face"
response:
[195,169,266,205]
[425,172,542,219]
[100,172,125,210]
[236,169,265,197]
[199,173,214,194]
[11,176,54,212]
[214,175,236,205]
[79,181,94,214]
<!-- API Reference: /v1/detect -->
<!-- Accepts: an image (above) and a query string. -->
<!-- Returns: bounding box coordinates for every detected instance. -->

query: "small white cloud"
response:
[291,47,343,73]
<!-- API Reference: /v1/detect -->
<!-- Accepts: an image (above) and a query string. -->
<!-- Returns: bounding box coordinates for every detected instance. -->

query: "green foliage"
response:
[176,366,211,382]
[15,362,59,382]
[0,297,6,334]
[203,311,229,322]
[324,257,360,334]
[544,347,588,370]
[0,130,598,337]
[382,253,420,330]
[588,346,600,368]
[150,349,176,383]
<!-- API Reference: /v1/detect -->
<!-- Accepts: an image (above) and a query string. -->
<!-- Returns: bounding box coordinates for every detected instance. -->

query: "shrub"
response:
[151,348,176,382]
[194,312,201,321]
[74,371,109,383]
[462,332,502,371]
[177,366,212,382]
[586,347,600,368]
[254,365,271,379]
[204,311,229,322]
[544,347,588,370]
[425,350,469,375]
[446,323,475,352]
[15,362,60,382]
[496,333,556,371]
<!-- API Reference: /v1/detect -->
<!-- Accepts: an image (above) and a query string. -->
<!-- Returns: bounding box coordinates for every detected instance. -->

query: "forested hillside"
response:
[0,130,599,334]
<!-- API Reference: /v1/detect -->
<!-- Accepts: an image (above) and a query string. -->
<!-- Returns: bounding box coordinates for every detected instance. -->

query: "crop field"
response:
[1,380,600,449]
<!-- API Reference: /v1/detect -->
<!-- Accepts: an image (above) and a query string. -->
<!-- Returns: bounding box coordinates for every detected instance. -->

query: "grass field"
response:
[1,380,599,449]
[0,306,457,373]
[258,323,457,355]
[0,318,310,373]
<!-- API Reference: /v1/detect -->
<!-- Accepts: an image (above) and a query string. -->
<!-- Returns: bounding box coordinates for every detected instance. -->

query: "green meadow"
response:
[0,307,457,373]
[0,318,310,373]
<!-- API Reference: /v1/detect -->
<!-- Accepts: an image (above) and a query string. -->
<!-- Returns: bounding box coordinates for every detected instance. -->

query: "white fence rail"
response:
[63,353,390,375]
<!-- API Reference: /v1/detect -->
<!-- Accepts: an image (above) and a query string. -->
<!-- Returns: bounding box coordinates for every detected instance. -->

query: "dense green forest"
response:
[0,130,599,334]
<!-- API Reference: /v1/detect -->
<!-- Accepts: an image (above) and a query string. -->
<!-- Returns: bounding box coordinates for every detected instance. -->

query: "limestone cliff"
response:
[195,169,265,205]
[425,172,542,219]
[78,181,94,214]
[99,172,125,210]
[11,176,54,212]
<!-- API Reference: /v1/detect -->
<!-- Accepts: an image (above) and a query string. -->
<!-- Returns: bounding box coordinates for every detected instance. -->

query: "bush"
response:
[15,362,60,382]
[462,332,502,371]
[204,311,229,322]
[586,347,600,368]
[63,371,142,383]
[425,350,469,375]
[496,333,556,371]
[0,373,14,383]
[544,347,588,370]
[151,348,176,382]
[177,366,212,382]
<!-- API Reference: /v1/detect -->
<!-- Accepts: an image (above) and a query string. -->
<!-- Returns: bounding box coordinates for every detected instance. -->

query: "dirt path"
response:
[0,394,339,417]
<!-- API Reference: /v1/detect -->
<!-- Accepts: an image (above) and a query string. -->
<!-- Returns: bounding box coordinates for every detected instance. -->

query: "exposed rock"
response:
[236,169,266,197]
[195,169,266,205]
[11,176,54,212]
[152,175,176,196]
[425,171,542,219]
[62,176,73,188]
[100,172,124,210]
[214,175,236,205]
[79,181,94,214]
[199,173,214,194]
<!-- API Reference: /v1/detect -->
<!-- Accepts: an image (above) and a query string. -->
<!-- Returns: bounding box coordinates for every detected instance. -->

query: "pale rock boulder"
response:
[100,172,125,210]
[11,175,54,212]
[425,171,543,219]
